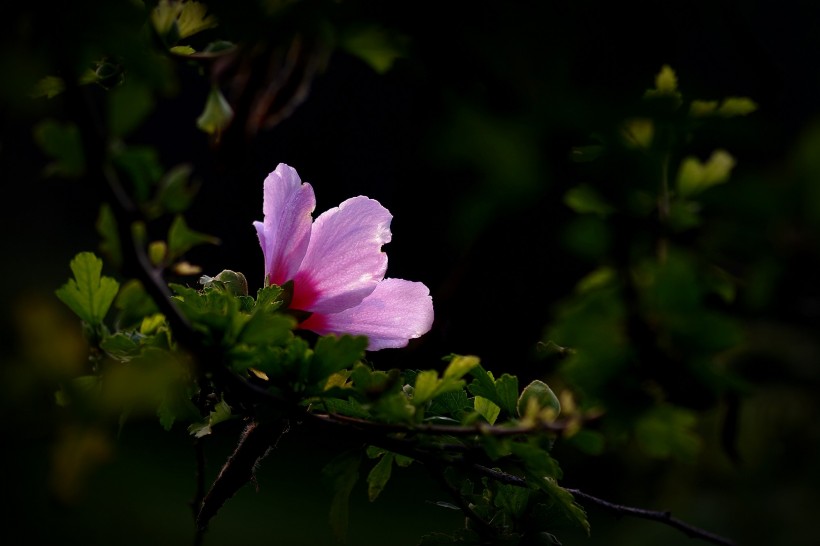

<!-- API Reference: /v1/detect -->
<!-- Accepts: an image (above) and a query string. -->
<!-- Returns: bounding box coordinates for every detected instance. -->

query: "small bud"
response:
[197,86,233,138]
[517,380,561,419]
[201,270,248,296]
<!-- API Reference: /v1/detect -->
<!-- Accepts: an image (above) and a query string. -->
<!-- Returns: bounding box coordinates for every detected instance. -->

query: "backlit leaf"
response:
[55,252,119,325]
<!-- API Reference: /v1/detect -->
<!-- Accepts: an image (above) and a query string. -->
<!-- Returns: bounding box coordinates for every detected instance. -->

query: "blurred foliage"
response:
[3,1,820,545]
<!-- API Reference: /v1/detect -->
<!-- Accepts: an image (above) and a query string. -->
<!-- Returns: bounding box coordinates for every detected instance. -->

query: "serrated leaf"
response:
[655,65,678,94]
[443,354,480,379]
[429,389,470,417]
[494,374,519,417]
[538,478,590,535]
[238,311,294,346]
[176,0,218,38]
[494,484,531,518]
[310,335,367,384]
[55,252,119,325]
[644,65,682,106]
[367,452,394,501]
[467,365,499,405]
[323,450,361,543]
[33,119,85,177]
[188,399,233,438]
[318,397,371,419]
[167,215,219,261]
[412,370,440,406]
[676,150,735,197]
[100,332,140,359]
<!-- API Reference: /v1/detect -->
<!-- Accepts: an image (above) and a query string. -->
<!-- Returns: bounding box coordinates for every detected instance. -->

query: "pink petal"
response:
[300,278,434,350]
[291,196,391,314]
[254,164,316,286]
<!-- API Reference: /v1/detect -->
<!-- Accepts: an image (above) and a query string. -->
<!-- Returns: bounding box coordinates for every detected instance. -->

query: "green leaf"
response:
[494,484,531,519]
[55,252,119,325]
[564,185,614,216]
[367,452,394,501]
[494,374,519,417]
[323,450,361,543]
[100,332,140,360]
[473,396,500,425]
[114,280,159,328]
[517,380,561,418]
[187,399,233,438]
[689,99,719,117]
[237,311,294,346]
[654,64,678,94]
[643,65,682,107]
[536,478,590,535]
[167,215,219,260]
[428,389,470,417]
[169,45,196,55]
[197,86,233,136]
[467,366,499,405]
[31,75,65,99]
[443,355,480,379]
[112,146,163,202]
[621,118,654,149]
[33,119,85,177]
[635,405,700,461]
[96,204,122,267]
[156,163,198,214]
[176,0,218,38]
[341,26,406,74]
[717,97,758,117]
[676,149,735,197]
[412,370,441,406]
[108,81,154,137]
[310,335,367,384]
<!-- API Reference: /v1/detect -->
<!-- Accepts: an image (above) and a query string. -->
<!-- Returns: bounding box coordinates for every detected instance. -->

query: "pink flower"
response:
[254,163,434,350]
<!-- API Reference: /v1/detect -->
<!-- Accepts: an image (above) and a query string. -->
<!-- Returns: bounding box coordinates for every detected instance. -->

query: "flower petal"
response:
[300,278,434,350]
[255,164,315,286]
[291,196,391,314]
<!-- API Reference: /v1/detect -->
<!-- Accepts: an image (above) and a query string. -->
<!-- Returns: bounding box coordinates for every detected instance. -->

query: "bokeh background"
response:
[2,1,820,544]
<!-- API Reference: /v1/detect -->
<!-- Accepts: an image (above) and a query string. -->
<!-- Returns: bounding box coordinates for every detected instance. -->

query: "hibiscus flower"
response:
[254,163,434,350]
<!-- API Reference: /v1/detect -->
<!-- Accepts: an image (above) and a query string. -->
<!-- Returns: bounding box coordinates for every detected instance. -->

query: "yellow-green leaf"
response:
[55,252,119,325]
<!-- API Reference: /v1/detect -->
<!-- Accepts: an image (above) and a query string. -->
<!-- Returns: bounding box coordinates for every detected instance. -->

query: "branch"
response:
[564,488,736,546]
[311,413,738,546]
[312,411,569,436]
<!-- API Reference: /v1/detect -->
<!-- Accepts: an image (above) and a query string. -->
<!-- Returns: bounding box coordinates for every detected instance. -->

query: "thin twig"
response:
[312,412,569,436]
[565,488,736,546]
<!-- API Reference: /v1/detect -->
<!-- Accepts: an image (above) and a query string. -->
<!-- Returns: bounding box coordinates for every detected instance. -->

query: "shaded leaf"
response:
[33,119,85,177]
[167,215,219,261]
[367,452,394,501]
[323,450,361,543]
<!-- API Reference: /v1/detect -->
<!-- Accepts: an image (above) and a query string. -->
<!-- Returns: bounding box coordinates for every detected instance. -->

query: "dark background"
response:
[2,1,820,544]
